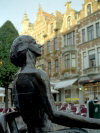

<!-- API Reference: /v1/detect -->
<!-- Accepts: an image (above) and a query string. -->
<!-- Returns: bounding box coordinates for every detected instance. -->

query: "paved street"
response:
[53,124,100,133]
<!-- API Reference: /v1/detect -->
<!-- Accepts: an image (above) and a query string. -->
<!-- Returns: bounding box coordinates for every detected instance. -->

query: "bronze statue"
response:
[10,35,100,133]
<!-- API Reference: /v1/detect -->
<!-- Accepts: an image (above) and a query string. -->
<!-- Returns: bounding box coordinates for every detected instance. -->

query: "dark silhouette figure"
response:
[10,35,100,133]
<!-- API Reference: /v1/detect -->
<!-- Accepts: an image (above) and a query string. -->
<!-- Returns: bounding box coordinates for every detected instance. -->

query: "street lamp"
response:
[0,60,2,65]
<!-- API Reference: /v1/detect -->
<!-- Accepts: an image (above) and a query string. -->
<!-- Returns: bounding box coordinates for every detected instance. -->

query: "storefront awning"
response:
[51,88,59,94]
[54,78,77,90]
[79,75,100,85]
[0,87,5,91]
[0,93,5,97]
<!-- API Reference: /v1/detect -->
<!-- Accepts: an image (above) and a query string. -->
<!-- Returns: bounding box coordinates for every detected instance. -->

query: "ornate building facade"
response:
[21,0,100,104]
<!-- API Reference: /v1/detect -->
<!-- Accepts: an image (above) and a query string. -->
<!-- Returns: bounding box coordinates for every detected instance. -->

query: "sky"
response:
[0,0,84,33]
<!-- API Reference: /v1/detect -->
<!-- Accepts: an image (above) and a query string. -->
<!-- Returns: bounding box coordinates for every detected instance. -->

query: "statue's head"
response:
[10,35,41,67]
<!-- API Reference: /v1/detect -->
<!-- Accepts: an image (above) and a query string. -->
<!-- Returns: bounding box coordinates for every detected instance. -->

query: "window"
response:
[67,16,71,27]
[82,29,85,43]
[65,90,71,98]
[64,31,75,46]
[41,46,44,55]
[54,37,58,50]
[67,32,73,45]
[41,64,44,70]
[65,54,70,68]
[71,54,76,68]
[97,48,100,66]
[88,50,96,68]
[48,62,51,75]
[47,41,51,53]
[83,52,88,69]
[73,31,75,45]
[64,34,67,46]
[87,4,91,16]
[87,25,94,41]
[55,59,59,72]
[96,22,100,37]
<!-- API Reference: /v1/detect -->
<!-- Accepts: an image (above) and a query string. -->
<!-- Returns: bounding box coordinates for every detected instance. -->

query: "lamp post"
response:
[0,60,2,65]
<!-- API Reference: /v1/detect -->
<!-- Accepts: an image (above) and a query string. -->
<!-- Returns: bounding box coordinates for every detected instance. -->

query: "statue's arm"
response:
[36,71,100,129]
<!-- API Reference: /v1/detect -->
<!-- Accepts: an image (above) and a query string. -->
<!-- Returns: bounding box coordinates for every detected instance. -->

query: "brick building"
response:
[21,0,100,104]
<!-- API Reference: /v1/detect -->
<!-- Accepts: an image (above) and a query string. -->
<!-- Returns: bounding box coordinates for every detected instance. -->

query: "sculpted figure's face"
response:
[29,42,42,57]
[10,35,42,67]
[11,36,42,57]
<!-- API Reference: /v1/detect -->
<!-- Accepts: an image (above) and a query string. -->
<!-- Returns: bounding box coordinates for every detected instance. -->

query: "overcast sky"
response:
[0,0,84,33]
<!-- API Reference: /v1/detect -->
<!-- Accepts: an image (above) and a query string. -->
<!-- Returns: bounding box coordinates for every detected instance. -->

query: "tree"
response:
[0,20,19,108]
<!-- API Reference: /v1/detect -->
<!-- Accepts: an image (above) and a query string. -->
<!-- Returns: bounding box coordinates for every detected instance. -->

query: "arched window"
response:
[87,4,91,15]
[67,16,71,27]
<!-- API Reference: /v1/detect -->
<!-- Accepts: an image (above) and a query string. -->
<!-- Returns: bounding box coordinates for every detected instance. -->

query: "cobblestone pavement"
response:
[86,129,100,133]
[53,124,100,133]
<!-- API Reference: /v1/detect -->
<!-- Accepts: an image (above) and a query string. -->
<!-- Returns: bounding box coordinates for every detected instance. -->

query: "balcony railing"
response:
[62,45,76,53]
[83,66,100,75]
[60,68,78,79]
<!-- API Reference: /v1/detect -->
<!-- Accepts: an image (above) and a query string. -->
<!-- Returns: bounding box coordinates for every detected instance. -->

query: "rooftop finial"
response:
[23,12,29,21]
[65,1,72,8]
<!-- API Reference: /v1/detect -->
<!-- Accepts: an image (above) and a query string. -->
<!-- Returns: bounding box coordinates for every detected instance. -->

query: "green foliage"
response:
[0,20,19,87]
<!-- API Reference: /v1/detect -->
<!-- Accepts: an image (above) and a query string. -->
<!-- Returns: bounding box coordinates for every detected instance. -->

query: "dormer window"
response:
[67,16,71,28]
[87,4,91,16]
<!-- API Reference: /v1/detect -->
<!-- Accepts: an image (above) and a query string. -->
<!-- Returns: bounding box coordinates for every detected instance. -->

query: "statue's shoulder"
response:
[38,69,49,81]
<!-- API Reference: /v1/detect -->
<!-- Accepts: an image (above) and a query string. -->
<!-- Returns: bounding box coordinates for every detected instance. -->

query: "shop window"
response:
[88,50,96,68]
[96,22,100,37]
[82,29,85,43]
[55,59,59,73]
[0,97,2,102]
[87,25,94,41]
[65,90,71,99]
[84,86,99,101]
[65,54,70,68]
[54,37,58,50]
[87,4,91,16]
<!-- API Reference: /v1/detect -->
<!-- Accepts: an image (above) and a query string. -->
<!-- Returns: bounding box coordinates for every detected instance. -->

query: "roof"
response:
[43,12,55,19]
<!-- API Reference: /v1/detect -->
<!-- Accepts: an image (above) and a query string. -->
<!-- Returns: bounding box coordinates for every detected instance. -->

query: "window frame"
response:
[96,22,100,37]
[55,59,59,73]
[88,50,96,68]
[82,29,86,43]
[87,25,94,41]
[47,41,51,53]
[65,54,70,68]
[54,37,58,51]
[87,4,91,16]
